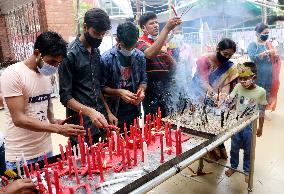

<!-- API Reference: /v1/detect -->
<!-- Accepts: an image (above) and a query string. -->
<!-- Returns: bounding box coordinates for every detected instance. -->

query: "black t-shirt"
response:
[116,52,139,121]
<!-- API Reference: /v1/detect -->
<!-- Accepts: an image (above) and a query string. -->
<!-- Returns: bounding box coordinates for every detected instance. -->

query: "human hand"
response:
[133,89,145,105]
[107,112,118,126]
[164,17,182,32]
[87,109,109,128]
[119,89,138,104]
[56,124,85,137]
[256,127,263,137]
[3,179,36,194]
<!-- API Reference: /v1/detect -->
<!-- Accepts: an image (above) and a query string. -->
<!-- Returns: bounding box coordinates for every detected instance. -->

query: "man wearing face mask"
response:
[59,8,112,145]
[136,12,182,117]
[1,31,85,169]
[101,22,147,131]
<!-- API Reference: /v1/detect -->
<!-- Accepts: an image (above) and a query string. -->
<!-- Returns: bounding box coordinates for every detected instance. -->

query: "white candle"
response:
[113,170,143,178]
[77,144,81,158]
[163,136,166,150]
[111,131,117,151]
[73,145,77,159]
[143,142,149,167]
[96,177,128,188]
[16,157,21,177]
[141,116,145,137]
[21,152,27,164]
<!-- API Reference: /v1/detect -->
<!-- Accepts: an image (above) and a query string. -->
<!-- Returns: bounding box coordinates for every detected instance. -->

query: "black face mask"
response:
[216,52,230,64]
[84,32,102,48]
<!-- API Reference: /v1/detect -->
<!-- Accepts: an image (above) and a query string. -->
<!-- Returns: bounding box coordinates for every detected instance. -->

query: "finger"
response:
[114,119,118,126]
[21,182,36,189]
[98,115,109,128]
[73,129,86,135]
[93,119,103,128]
[21,189,35,194]
[68,124,84,130]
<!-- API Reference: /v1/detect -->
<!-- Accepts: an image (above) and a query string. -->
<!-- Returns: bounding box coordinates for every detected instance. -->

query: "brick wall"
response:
[0,14,10,60]
[44,0,76,42]
[0,0,76,60]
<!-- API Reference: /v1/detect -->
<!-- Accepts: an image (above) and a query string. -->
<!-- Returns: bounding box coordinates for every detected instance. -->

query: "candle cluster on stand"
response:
[1,108,189,193]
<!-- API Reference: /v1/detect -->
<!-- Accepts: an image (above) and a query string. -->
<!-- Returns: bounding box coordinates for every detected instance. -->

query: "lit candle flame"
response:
[99,137,101,142]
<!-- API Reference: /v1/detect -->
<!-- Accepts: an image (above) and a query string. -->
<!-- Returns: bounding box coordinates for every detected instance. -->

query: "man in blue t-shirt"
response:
[101,22,147,131]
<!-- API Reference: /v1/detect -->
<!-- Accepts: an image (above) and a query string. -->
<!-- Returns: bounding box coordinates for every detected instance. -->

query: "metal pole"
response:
[248,119,258,192]
[131,115,259,194]
[77,0,80,34]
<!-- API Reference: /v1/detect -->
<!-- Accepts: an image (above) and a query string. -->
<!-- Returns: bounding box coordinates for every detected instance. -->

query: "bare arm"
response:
[5,95,85,137]
[144,17,182,59]
[66,98,108,128]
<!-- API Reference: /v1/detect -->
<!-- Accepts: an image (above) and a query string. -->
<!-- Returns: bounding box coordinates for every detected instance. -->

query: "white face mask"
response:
[119,47,134,57]
[37,57,58,76]
[148,34,157,41]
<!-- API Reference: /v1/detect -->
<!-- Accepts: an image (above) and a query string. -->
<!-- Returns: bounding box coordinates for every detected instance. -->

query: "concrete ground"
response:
[0,64,283,194]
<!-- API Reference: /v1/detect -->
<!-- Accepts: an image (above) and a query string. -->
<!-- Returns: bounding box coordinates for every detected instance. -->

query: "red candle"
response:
[88,128,93,146]
[169,123,172,147]
[126,148,132,168]
[35,163,40,171]
[116,131,121,155]
[23,163,30,179]
[134,118,137,130]
[133,137,137,166]
[68,140,72,156]
[57,158,63,171]
[54,170,60,194]
[69,188,75,194]
[36,171,42,184]
[108,138,113,160]
[29,163,34,175]
[96,149,104,182]
[121,143,126,172]
[79,109,83,126]
[68,156,72,180]
[90,146,96,169]
[178,129,182,155]
[72,156,80,185]
[44,168,52,194]
[59,144,65,161]
[124,122,128,140]
[65,145,69,158]
[79,136,86,166]
[160,134,164,163]
[130,125,133,140]
[86,148,92,179]
[44,152,48,167]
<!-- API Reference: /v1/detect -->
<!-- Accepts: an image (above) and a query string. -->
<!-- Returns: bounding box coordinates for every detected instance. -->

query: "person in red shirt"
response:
[136,12,182,117]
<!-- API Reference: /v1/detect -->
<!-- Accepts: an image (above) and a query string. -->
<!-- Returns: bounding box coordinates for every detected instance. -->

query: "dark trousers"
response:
[0,143,6,175]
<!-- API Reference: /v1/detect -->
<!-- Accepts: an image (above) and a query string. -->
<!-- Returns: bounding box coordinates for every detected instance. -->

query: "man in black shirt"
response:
[59,8,113,144]
[101,22,147,131]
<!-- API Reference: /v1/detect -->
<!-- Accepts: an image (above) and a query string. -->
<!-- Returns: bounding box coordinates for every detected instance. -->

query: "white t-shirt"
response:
[1,62,52,161]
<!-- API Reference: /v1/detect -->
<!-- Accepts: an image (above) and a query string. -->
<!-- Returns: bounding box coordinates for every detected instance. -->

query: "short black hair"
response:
[255,23,269,34]
[117,22,139,48]
[138,12,157,28]
[217,38,236,52]
[243,62,257,76]
[84,8,111,32]
[34,31,67,57]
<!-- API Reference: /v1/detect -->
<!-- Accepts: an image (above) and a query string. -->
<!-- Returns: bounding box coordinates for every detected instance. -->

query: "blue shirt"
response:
[101,45,147,117]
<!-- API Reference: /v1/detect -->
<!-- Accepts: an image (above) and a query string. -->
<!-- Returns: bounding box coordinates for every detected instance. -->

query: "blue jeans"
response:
[230,124,252,175]
[6,152,53,170]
